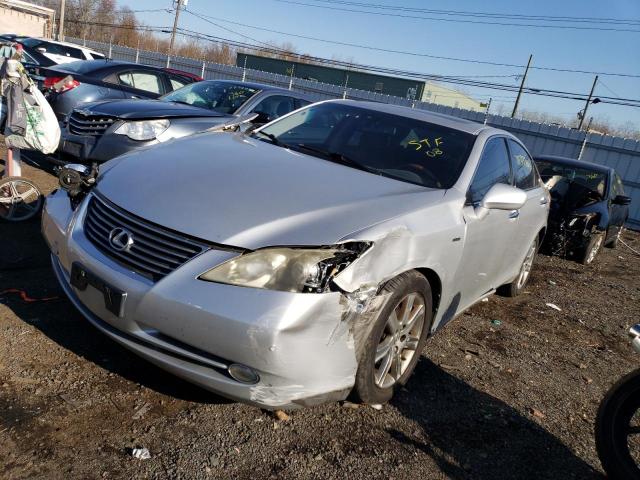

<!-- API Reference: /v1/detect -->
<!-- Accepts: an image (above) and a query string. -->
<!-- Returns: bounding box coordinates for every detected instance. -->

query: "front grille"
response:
[68,111,116,137]
[84,195,209,280]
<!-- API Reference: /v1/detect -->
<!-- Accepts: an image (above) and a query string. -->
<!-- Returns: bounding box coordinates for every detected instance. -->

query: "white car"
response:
[20,38,105,64]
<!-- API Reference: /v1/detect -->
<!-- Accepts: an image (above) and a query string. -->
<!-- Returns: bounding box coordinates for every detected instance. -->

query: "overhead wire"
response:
[274,0,640,33]
[186,9,640,78]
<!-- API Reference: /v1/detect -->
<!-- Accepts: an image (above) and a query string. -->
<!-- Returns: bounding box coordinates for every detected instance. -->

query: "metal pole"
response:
[578,117,593,160]
[288,64,295,90]
[484,98,492,125]
[135,37,140,63]
[242,55,247,82]
[342,73,349,99]
[201,60,206,79]
[167,0,183,68]
[58,0,66,41]
[511,54,532,118]
[578,75,598,130]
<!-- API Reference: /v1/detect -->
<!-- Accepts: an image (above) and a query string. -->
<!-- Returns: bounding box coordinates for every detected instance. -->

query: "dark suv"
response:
[41,60,202,120]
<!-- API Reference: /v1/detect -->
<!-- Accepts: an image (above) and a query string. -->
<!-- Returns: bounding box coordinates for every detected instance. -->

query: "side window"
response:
[295,98,311,109]
[508,139,537,190]
[251,95,296,120]
[169,75,189,91]
[118,71,163,94]
[467,137,512,204]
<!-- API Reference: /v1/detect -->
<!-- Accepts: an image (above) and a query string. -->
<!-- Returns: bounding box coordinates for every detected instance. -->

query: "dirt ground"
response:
[1,156,639,480]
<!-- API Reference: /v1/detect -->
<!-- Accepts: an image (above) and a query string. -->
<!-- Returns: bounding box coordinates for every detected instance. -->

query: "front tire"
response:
[578,232,604,265]
[596,368,640,480]
[352,271,432,405]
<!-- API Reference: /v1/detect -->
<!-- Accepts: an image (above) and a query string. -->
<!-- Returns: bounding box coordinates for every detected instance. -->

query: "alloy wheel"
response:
[0,178,42,222]
[516,241,537,290]
[374,293,426,389]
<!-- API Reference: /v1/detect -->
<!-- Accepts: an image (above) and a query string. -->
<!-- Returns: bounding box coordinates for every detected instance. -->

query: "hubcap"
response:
[374,293,426,389]
[516,241,536,290]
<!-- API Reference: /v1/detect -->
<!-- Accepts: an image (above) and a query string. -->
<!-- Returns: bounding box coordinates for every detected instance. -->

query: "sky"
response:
[118,0,640,130]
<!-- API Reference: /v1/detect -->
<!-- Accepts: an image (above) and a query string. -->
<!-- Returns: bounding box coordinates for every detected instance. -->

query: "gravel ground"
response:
[1,156,639,479]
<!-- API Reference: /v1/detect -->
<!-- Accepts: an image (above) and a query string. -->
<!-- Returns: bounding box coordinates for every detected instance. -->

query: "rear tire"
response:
[497,238,538,297]
[578,232,604,265]
[352,271,432,405]
[595,368,640,480]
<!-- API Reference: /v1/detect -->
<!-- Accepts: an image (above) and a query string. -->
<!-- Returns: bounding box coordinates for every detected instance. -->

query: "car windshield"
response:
[161,81,259,114]
[255,102,476,189]
[535,161,608,200]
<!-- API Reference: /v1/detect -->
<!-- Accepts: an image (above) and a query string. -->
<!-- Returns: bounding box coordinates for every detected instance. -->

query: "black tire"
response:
[352,271,432,405]
[595,368,640,480]
[578,232,604,265]
[497,237,538,298]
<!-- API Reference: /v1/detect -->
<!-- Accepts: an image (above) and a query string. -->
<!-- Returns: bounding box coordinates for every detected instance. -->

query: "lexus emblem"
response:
[108,227,134,252]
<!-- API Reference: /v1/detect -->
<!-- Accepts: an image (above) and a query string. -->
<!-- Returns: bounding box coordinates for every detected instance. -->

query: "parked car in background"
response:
[56,79,313,163]
[41,60,203,120]
[534,155,631,264]
[44,100,547,408]
[19,37,105,64]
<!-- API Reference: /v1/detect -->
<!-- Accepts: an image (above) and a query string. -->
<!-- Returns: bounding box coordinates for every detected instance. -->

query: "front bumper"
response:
[57,128,158,164]
[42,190,358,408]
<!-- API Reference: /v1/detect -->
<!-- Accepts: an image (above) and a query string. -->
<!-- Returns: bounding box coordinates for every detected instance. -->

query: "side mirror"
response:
[613,194,631,206]
[251,110,272,124]
[475,184,527,220]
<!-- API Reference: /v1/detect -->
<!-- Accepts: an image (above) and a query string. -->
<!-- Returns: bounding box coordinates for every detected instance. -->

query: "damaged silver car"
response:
[42,100,548,408]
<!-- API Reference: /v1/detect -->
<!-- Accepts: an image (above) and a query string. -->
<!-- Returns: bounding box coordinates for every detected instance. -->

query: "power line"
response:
[60,18,640,108]
[185,10,640,78]
[297,0,640,26]
[275,0,640,33]
[174,27,640,107]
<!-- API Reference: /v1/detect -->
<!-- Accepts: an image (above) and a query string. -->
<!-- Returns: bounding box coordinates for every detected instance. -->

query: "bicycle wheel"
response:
[0,176,43,222]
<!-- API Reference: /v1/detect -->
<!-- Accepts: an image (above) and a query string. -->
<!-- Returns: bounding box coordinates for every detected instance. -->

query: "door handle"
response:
[509,210,520,219]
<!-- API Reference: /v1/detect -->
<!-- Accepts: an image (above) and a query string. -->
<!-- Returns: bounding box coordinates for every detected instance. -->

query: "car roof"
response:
[32,38,101,54]
[320,99,487,134]
[533,155,613,174]
[198,78,302,93]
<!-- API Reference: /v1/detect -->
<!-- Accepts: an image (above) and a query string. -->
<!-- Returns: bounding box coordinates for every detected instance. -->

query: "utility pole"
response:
[578,75,598,130]
[58,0,66,41]
[511,54,532,118]
[167,0,185,67]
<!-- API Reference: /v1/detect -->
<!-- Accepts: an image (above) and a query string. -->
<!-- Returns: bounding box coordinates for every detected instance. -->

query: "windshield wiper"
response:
[295,144,376,174]
[168,100,193,107]
[254,130,288,147]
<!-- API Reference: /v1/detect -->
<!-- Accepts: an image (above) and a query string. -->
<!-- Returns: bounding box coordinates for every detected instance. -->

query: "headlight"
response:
[114,119,170,141]
[199,242,370,293]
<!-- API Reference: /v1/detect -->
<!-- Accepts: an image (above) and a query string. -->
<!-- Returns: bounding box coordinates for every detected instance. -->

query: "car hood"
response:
[78,99,228,120]
[96,132,445,249]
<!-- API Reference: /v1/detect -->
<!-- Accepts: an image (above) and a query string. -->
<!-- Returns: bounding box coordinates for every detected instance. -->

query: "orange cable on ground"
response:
[0,289,60,303]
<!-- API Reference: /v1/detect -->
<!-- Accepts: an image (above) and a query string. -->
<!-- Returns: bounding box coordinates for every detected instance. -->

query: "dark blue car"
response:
[534,155,631,264]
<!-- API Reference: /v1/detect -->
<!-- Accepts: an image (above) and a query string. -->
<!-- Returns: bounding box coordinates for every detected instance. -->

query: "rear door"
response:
[115,69,166,99]
[506,139,547,267]
[458,137,519,309]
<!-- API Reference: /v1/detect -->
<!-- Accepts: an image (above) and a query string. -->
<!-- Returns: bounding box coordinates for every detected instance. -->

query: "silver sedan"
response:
[43,100,549,408]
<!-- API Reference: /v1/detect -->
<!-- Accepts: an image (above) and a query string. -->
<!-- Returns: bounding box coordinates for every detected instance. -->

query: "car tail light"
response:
[44,75,80,93]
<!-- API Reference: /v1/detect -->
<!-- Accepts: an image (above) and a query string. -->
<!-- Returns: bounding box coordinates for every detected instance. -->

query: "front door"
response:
[457,137,519,310]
